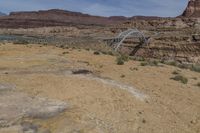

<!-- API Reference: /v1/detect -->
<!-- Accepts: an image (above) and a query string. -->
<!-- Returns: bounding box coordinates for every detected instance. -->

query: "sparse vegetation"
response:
[120,54,129,62]
[196,82,200,87]
[130,56,145,61]
[172,70,180,75]
[120,74,125,78]
[140,62,148,66]
[107,51,114,56]
[130,67,138,71]
[13,40,29,45]
[62,51,69,55]
[85,48,90,51]
[163,61,177,66]
[93,51,101,55]
[190,65,200,73]
[171,75,188,84]
[192,77,197,80]
[163,61,200,73]
[116,54,129,65]
[116,57,125,65]
[140,60,159,66]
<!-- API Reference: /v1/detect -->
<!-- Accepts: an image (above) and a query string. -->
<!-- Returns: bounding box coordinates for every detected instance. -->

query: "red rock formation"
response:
[0,9,128,28]
[182,0,200,17]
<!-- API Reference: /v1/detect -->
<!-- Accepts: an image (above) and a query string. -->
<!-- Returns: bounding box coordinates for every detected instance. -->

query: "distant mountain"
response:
[0,9,127,28]
[0,9,164,28]
[182,0,200,17]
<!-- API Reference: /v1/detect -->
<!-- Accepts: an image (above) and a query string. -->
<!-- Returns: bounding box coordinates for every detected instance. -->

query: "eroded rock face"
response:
[182,0,200,17]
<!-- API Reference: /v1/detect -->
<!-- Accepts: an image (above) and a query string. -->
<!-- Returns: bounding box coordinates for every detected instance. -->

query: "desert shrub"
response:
[196,82,200,87]
[116,57,124,65]
[13,40,29,45]
[131,57,145,61]
[165,61,177,66]
[171,75,188,84]
[120,54,129,62]
[120,74,125,78]
[177,63,190,69]
[190,65,200,73]
[116,54,129,65]
[137,57,145,61]
[140,62,148,66]
[130,67,138,71]
[100,51,107,55]
[163,61,200,73]
[140,60,159,66]
[172,70,180,75]
[107,51,114,56]
[62,51,69,55]
[93,51,100,55]
[85,48,90,51]
[72,69,92,75]
[43,42,48,46]
[151,60,159,66]
[192,77,197,80]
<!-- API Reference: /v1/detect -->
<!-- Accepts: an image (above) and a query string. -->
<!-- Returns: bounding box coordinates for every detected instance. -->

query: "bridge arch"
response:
[109,28,149,52]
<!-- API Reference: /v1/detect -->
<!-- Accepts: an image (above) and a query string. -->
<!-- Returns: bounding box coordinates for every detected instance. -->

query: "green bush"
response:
[163,61,200,73]
[151,60,159,66]
[190,65,200,73]
[171,75,188,84]
[116,57,124,65]
[165,61,177,66]
[140,60,159,66]
[131,57,145,61]
[107,51,114,56]
[116,54,129,65]
[120,54,129,62]
[177,63,189,69]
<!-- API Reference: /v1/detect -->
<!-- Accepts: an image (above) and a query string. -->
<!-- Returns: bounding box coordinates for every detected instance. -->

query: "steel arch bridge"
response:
[106,28,149,52]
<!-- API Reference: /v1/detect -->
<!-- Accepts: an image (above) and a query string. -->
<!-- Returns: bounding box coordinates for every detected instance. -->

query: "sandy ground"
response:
[0,43,200,133]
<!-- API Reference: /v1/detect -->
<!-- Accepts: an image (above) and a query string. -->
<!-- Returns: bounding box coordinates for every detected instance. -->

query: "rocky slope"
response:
[113,18,200,63]
[182,0,200,17]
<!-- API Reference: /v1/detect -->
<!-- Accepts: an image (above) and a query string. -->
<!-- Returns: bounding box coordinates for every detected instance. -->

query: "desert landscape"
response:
[0,0,200,133]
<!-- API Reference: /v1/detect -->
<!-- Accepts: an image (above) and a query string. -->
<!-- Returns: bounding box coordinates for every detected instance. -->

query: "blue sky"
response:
[0,0,188,17]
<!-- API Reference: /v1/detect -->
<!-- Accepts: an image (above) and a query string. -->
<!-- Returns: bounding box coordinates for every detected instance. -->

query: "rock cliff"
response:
[182,0,200,17]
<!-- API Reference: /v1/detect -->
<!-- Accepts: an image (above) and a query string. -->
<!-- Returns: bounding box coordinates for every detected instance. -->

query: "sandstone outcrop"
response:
[182,0,200,17]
